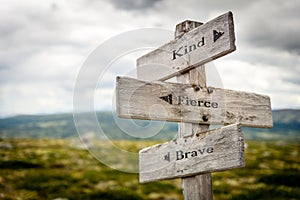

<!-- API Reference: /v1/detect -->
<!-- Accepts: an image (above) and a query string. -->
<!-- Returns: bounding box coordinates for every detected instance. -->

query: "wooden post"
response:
[115,11,272,199]
[117,12,272,199]
[176,21,213,200]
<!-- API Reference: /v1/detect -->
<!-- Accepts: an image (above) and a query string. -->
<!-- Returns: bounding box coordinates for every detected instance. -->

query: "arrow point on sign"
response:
[159,94,173,105]
[163,152,171,162]
[213,30,224,42]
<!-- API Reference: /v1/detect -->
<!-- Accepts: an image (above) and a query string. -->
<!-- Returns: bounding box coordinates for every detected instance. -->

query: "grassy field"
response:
[0,138,299,200]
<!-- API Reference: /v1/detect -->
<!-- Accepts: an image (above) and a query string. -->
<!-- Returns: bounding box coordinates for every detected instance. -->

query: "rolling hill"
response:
[0,110,299,141]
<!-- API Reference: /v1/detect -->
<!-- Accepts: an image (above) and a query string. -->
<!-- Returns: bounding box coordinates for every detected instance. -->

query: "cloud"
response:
[0,83,73,116]
[238,0,300,54]
[0,0,300,117]
[110,0,162,11]
[215,59,300,109]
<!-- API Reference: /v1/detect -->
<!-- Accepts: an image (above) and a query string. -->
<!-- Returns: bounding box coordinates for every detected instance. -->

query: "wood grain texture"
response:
[177,67,213,200]
[116,76,273,128]
[136,11,236,81]
[182,174,212,200]
[139,123,245,183]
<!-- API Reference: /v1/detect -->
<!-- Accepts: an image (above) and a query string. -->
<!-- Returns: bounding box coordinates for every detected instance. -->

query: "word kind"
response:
[176,147,214,160]
[172,37,205,60]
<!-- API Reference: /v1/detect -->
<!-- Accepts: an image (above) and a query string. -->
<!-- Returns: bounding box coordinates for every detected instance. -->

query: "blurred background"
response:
[0,0,299,199]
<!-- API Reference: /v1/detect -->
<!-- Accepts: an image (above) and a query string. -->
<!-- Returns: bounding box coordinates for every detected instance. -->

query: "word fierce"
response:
[176,146,214,160]
[172,37,205,60]
[178,96,218,108]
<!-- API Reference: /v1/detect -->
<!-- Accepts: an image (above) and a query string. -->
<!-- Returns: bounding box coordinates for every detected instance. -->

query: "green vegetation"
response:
[0,110,299,199]
[0,138,299,199]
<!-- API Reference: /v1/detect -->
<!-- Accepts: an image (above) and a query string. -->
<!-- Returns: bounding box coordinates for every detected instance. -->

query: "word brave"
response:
[172,37,205,60]
[176,147,214,160]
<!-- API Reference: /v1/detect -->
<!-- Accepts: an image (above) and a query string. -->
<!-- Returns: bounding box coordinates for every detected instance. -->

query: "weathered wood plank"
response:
[137,11,236,81]
[139,123,245,183]
[177,67,213,200]
[116,76,273,128]
[183,175,212,200]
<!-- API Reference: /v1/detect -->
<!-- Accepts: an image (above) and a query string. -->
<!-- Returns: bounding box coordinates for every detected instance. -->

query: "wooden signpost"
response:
[137,11,235,81]
[139,123,244,183]
[116,76,273,128]
[115,11,273,200]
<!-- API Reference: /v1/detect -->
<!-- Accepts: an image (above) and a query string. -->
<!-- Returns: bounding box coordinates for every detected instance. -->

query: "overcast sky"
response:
[0,0,299,117]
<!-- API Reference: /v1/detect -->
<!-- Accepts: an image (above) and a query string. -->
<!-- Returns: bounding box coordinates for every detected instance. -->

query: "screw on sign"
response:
[116,76,273,128]
[115,11,273,200]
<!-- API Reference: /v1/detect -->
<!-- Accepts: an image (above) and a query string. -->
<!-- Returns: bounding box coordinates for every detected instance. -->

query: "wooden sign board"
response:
[116,76,273,128]
[137,11,236,81]
[139,123,245,183]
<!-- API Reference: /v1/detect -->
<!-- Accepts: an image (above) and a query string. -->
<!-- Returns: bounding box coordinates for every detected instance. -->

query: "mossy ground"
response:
[0,139,299,199]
